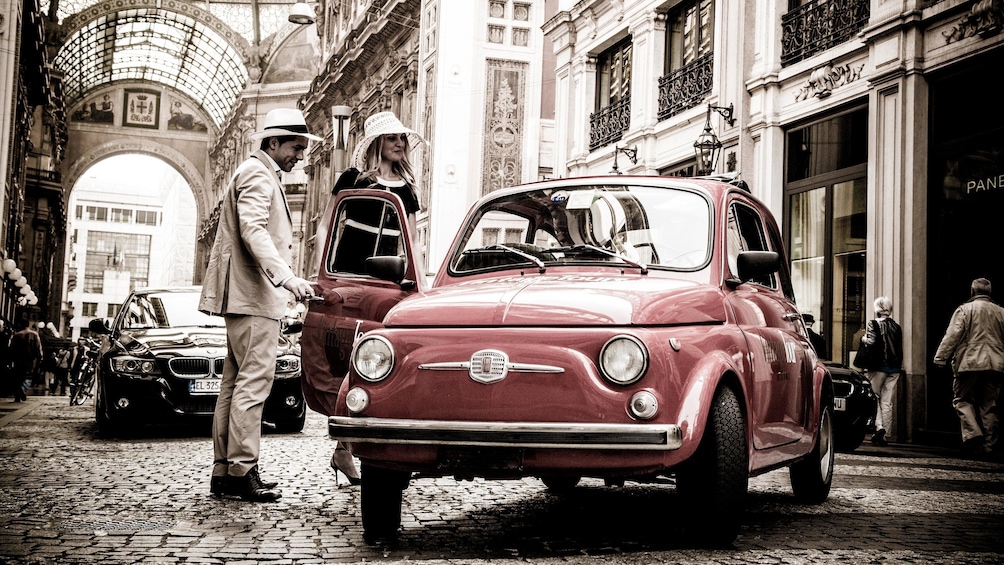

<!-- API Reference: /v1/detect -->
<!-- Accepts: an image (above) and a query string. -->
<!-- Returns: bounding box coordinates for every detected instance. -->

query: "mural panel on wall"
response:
[71,92,115,124]
[168,98,209,132]
[482,59,526,194]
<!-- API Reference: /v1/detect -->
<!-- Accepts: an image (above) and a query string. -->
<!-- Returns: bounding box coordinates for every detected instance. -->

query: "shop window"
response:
[785,107,868,364]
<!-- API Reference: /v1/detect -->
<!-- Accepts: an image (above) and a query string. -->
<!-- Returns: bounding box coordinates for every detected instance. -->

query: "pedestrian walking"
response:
[49,346,72,396]
[934,277,1004,458]
[8,318,42,402]
[0,320,11,399]
[326,110,428,485]
[858,297,903,446]
[199,107,320,503]
[802,313,827,359]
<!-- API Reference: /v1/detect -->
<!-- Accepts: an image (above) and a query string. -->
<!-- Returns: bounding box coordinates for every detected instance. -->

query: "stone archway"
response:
[63,139,208,220]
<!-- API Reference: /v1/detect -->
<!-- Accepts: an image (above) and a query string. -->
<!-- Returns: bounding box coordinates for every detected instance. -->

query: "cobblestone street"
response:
[1,395,1003,564]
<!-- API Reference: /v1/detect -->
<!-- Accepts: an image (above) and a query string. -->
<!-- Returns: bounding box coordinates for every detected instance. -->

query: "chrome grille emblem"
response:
[469,350,509,384]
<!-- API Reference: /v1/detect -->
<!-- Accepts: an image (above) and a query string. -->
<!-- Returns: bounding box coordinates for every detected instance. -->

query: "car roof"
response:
[475,174,750,206]
[130,285,202,295]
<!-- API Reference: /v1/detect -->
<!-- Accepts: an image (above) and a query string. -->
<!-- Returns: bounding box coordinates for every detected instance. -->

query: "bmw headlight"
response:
[275,354,301,378]
[352,336,394,382]
[599,335,648,385]
[111,356,159,377]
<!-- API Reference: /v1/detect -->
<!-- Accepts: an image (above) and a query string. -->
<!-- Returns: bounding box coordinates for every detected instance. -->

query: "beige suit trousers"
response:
[212,313,279,477]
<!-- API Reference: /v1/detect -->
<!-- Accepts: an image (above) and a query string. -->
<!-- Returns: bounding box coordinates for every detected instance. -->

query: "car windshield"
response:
[120,290,224,329]
[450,184,711,274]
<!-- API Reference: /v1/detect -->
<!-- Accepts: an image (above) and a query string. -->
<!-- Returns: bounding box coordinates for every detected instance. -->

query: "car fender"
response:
[671,347,750,463]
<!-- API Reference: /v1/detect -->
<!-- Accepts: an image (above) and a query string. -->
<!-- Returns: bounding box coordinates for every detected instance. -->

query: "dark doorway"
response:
[926,50,1004,443]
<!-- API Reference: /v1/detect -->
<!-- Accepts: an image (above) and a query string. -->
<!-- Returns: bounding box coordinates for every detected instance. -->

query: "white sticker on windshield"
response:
[565,190,595,209]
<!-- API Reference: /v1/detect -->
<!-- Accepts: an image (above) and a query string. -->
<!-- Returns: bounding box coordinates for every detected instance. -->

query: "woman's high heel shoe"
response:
[330,447,361,487]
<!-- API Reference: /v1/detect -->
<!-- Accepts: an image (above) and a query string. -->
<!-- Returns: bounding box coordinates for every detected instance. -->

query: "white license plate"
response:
[833,397,847,411]
[189,379,221,395]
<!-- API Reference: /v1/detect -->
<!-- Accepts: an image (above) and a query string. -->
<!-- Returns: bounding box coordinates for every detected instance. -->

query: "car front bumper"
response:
[329,416,683,450]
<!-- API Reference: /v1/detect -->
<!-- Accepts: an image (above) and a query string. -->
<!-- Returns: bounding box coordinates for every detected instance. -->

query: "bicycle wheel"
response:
[71,367,94,406]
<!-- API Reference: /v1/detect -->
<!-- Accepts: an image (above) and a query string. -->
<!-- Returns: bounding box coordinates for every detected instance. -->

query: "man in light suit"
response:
[200,108,319,502]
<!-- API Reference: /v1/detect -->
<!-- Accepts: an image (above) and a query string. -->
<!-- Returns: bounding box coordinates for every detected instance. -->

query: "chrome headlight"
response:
[275,354,301,377]
[352,336,395,382]
[111,356,159,376]
[599,335,648,385]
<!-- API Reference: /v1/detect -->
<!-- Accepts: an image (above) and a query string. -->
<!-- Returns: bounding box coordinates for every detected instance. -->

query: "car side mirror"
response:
[88,318,112,335]
[726,251,780,289]
[365,255,412,288]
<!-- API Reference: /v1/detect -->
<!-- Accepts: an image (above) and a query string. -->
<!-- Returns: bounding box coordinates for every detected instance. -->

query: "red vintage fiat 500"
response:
[301,175,833,545]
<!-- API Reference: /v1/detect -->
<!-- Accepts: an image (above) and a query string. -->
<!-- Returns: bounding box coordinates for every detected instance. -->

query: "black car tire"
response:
[360,463,410,540]
[94,380,119,437]
[271,409,306,434]
[540,475,581,493]
[834,421,866,453]
[675,385,748,546]
[789,401,834,503]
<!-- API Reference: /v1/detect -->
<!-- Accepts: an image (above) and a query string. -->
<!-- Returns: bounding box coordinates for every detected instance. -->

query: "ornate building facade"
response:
[299,0,553,276]
[543,0,1004,445]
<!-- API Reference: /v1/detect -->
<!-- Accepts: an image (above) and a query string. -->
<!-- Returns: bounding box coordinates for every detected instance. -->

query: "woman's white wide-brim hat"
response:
[250,108,322,142]
[351,111,427,170]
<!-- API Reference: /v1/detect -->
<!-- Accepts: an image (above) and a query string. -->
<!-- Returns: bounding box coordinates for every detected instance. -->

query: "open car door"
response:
[301,189,424,416]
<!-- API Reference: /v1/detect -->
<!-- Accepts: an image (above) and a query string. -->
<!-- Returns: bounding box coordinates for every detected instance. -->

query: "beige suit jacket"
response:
[199,150,295,320]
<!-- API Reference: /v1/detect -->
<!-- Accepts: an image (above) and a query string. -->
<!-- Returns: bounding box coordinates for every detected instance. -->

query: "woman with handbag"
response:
[856,297,903,446]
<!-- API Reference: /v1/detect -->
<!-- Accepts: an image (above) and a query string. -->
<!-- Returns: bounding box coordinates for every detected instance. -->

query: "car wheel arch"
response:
[675,362,751,460]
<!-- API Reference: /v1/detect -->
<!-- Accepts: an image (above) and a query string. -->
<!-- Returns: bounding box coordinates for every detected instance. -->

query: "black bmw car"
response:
[826,362,878,452]
[87,286,305,435]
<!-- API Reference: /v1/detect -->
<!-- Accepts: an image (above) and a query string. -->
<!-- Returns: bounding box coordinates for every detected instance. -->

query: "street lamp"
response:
[693,103,736,176]
[331,105,351,152]
[610,145,638,175]
[288,0,316,25]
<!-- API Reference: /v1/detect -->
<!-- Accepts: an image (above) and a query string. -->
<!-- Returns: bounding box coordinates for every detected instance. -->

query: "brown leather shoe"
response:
[233,466,281,502]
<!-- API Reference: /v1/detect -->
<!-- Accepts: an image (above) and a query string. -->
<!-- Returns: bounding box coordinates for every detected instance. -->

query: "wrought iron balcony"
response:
[658,52,714,122]
[589,96,631,151]
[781,0,870,67]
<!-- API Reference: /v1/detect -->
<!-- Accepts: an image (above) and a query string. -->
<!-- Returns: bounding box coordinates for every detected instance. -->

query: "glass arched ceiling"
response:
[44,0,296,45]
[54,8,248,127]
[46,1,301,128]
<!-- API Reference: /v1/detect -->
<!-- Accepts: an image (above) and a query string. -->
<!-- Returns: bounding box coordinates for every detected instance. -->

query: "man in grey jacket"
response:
[199,108,319,501]
[934,278,1004,458]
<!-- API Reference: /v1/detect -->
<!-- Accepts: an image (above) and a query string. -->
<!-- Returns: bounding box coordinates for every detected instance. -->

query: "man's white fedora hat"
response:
[351,111,427,170]
[250,108,322,142]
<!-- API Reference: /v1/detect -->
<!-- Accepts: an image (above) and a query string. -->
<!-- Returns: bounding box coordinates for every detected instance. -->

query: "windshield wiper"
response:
[552,244,648,275]
[484,244,546,274]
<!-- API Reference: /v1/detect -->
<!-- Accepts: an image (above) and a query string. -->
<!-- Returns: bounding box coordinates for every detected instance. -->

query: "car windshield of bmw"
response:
[450,185,711,275]
[120,290,225,330]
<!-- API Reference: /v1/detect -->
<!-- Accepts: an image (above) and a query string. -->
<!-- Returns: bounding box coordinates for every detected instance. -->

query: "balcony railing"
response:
[781,0,870,67]
[589,96,631,151]
[658,52,714,122]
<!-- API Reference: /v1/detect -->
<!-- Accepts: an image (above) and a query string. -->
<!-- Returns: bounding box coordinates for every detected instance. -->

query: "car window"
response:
[451,185,711,274]
[327,198,406,276]
[122,291,223,329]
[726,201,776,288]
